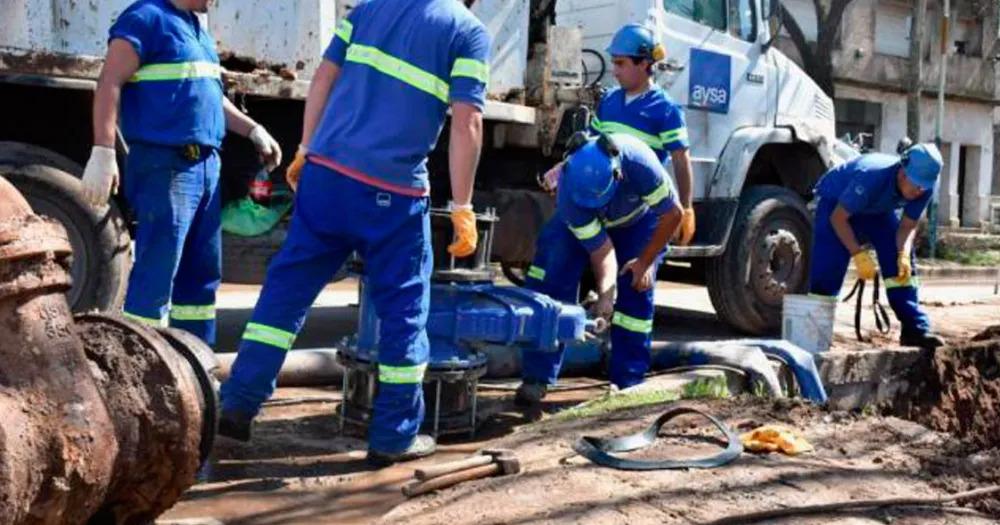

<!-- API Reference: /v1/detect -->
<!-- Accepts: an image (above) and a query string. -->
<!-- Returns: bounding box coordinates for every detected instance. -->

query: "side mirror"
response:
[761,0,784,49]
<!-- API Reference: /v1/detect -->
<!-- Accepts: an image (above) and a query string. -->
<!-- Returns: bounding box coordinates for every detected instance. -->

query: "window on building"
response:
[835,99,882,152]
[729,0,756,41]
[952,18,982,57]
[664,0,727,31]
[874,2,911,58]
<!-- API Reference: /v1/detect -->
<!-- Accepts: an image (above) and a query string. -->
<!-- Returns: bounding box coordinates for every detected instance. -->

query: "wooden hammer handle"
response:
[415,455,493,480]
[402,463,499,497]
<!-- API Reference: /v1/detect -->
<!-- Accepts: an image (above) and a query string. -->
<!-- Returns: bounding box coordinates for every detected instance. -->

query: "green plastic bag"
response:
[221,194,293,237]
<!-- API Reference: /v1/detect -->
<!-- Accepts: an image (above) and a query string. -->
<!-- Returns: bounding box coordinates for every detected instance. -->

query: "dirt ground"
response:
[159,291,1000,525]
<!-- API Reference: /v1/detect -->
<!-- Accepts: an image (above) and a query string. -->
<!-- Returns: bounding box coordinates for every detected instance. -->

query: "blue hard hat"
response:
[606,23,663,61]
[901,143,943,190]
[563,136,621,209]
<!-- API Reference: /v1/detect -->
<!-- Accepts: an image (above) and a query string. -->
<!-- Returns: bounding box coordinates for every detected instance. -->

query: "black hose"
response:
[582,48,607,87]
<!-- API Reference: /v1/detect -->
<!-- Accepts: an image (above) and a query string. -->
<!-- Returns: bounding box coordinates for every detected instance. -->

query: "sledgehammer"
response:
[403,449,520,497]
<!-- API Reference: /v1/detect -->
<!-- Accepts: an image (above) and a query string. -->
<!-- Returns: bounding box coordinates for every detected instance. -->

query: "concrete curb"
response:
[845,264,999,282]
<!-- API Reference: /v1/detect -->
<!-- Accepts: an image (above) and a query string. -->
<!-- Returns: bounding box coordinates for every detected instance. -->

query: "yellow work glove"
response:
[448,205,478,258]
[852,251,877,281]
[677,207,696,246]
[740,424,814,455]
[286,145,306,192]
[896,251,912,281]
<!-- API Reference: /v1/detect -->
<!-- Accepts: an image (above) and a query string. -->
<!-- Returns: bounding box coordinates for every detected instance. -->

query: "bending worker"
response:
[219,0,490,467]
[516,132,683,406]
[810,143,946,350]
[542,23,695,245]
[84,0,282,345]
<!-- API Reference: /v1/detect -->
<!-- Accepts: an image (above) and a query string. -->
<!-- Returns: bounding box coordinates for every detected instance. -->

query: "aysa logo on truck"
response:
[688,49,731,114]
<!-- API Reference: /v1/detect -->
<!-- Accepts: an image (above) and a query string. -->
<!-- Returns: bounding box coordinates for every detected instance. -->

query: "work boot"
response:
[900,330,946,350]
[514,382,548,407]
[366,434,436,468]
[217,409,254,442]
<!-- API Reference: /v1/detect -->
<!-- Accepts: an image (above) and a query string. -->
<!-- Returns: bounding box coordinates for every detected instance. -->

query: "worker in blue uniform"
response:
[516,132,683,405]
[542,24,696,245]
[810,143,946,350]
[218,0,491,467]
[83,0,282,346]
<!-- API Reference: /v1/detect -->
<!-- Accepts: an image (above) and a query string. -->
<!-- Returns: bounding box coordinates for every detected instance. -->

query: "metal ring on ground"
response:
[572,405,743,470]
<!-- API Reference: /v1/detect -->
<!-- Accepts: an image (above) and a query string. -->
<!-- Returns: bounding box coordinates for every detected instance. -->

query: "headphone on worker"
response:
[897,136,915,160]
[564,131,623,180]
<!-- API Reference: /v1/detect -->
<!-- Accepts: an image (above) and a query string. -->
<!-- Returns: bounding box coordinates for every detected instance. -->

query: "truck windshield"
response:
[663,0,727,31]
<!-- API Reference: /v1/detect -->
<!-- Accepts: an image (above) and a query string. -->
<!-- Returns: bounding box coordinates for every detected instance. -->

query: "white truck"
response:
[0,0,842,334]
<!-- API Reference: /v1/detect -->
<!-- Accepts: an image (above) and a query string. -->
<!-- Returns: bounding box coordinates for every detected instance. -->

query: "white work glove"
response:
[248,125,283,172]
[539,162,563,194]
[81,145,118,208]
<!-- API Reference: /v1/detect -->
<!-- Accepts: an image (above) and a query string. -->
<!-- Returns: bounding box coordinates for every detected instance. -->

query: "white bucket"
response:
[782,294,837,354]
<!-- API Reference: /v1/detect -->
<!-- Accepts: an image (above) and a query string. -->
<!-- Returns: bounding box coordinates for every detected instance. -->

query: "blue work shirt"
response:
[591,86,689,162]
[109,0,225,148]
[815,153,932,220]
[309,0,492,196]
[559,133,681,252]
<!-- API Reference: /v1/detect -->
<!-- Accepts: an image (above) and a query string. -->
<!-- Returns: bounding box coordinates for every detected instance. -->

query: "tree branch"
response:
[818,0,854,50]
[779,3,816,67]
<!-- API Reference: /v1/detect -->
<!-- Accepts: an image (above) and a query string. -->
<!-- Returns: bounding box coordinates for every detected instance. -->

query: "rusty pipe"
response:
[0,177,218,525]
[0,176,119,525]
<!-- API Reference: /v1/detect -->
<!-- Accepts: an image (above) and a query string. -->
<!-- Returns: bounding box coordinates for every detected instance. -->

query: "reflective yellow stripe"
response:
[596,121,663,149]
[345,44,449,103]
[807,293,839,302]
[603,204,648,228]
[642,182,672,207]
[243,322,296,350]
[612,311,653,334]
[659,127,689,144]
[527,265,546,280]
[379,363,427,384]
[123,311,163,326]
[591,117,603,131]
[885,276,920,289]
[170,304,216,321]
[451,58,489,84]
[130,61,222,82]
[336,19,353,43]
[568,219,602,241]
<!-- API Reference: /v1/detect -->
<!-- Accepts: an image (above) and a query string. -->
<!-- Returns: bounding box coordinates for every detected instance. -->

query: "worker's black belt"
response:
[572,405,743,470]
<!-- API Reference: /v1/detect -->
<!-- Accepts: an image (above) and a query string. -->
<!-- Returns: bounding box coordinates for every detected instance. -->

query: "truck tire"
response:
[0,160,131,312]
[707,185,811,335]
[222,225,349,284]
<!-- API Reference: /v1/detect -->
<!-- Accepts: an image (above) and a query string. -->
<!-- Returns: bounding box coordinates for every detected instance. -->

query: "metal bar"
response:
[339,371,348,435]
[433,379,442,438]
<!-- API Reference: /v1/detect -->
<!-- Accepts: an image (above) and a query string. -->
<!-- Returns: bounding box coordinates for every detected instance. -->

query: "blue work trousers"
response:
[521,212,663,389]
[122,143,222,345]
[221,161,432,454]
[809,198,930,335]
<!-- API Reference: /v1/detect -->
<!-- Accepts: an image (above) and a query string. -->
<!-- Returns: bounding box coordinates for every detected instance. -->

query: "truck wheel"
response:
[707,185,811,335]
[222,225,349,284]
[1,161,131,312]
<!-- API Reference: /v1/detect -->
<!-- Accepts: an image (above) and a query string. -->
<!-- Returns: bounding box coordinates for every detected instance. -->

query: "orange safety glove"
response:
[448,205,478,257]
[896,251,912,281]
[286,145,307,192]
[677,207,696,246]
[852,251,877,281]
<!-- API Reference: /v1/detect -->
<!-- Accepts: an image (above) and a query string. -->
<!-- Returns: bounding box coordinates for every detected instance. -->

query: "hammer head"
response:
[480,448,520,475]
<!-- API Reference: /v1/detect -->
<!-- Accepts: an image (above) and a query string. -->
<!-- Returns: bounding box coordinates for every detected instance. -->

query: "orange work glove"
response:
[852,251,877,281]
[448,206,478,257]
[286,145,307,192]
[677,207,696,246]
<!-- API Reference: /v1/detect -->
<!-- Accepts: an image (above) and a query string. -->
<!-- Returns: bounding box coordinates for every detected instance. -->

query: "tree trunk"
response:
[907,0,928,141]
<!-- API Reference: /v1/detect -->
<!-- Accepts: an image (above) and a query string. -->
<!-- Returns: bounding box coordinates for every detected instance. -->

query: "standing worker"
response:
[809,143,946,350]
[542,23,695,245]
[219,0,490,467]
[516,132,683,405]
[82,0,282,346]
